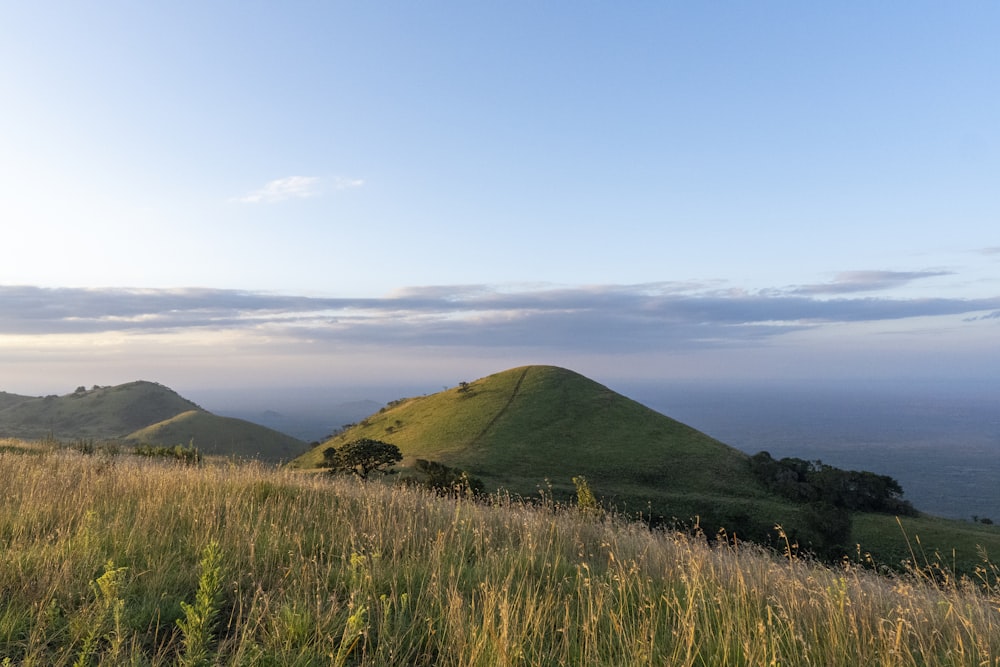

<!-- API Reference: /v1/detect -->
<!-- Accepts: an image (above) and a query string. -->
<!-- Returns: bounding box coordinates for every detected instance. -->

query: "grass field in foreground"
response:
[2,445,1000,666]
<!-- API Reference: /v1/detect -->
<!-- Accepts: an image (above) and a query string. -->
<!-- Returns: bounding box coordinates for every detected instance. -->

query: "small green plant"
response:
[332,602,368,667]
[573,475,601,516]
[176,541,224,667]
[73,561,128,667]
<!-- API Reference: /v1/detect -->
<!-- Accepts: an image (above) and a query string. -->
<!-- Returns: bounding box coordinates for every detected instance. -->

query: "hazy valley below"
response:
[623,380,1000,522]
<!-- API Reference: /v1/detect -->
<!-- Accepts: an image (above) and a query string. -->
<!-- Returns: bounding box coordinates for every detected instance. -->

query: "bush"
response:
[134,443,202,465]
[413,459,484,497]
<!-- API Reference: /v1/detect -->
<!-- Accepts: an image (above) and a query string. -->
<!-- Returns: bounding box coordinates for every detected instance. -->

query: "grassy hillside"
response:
[0,391,33,411]
[0,381,201,440]
[1,447,998,665]
[853,513,1000,575]
[290,366,805,534]
[125,410,307,462]
[289,365,1000,567]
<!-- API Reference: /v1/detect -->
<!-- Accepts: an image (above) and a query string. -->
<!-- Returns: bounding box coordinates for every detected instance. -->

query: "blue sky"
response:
[1,3,998,396]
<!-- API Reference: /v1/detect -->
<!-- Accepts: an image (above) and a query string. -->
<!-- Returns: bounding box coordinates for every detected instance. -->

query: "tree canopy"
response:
[322,439,402,479]
[749,451,915,515]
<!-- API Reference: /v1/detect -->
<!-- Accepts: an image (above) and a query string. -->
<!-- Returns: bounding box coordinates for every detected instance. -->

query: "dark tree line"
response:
[743,451,917,559]
[750,451,916,516]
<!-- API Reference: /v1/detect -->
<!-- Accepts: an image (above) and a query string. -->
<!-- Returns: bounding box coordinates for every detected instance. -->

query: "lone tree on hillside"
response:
[322,439,402,479]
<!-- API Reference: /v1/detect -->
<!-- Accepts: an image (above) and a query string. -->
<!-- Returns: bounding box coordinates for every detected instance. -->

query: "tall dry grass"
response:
[0,447,998,665]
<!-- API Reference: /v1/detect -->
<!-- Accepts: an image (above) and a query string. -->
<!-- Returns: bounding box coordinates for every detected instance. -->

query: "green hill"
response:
[0,382,201,440]
[125,410,307,462]
[0,391,34,411]
[290,365,790,529]
[289,365,1000,570]
[0,381,307,461]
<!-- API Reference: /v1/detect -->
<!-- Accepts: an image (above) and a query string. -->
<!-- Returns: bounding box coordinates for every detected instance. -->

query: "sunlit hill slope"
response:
[290,365,790,527]
[289,365,1000,570]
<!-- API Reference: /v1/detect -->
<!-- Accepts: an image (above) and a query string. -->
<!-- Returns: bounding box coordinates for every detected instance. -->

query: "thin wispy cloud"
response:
[234,175,365,203]
[234,176,321,203]
[789,270,952,296]
[332,176,365,191]
[966,310,1000,321]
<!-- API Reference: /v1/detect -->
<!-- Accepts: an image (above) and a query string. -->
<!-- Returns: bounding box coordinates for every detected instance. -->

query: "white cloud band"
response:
[1,281,997,354]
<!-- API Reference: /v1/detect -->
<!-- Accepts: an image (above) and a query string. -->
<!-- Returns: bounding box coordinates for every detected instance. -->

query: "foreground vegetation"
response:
[2,443,1000,665]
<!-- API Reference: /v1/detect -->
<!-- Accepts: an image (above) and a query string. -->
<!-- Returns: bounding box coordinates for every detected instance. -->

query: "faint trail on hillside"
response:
[468,367,530,447]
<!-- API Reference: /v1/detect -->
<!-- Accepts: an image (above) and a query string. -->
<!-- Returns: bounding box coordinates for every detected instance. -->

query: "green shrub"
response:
[134,442,202,465]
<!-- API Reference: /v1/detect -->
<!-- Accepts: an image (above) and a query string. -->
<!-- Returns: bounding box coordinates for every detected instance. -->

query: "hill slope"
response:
[0,382,201,440]
[125,410,307,462]
[290,366,786,524]
[0,391,34,411]
[0,381,307,461]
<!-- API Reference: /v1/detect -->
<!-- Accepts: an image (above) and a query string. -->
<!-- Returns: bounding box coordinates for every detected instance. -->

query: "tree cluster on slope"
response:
[749,451,916,516]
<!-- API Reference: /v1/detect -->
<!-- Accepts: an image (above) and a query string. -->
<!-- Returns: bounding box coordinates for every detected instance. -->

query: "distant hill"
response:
[0,382,200,440]
[217,399,383,443]
[0,391,34,411]
[124,410,307,462]
[289,365,796,533]
[0,381,306,461]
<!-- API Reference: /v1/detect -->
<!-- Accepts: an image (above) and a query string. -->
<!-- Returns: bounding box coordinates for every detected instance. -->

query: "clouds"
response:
[3,276,999,393]
[233,175,363,203]
[2,280,997,354]
[234,176,320,203]
[789,270,953,295]
[332,176,365,191]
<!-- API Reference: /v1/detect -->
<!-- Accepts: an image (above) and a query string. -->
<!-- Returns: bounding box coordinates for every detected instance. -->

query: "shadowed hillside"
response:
[0,391,34,412]
[0,382,201,440]
[0,381,306,461]
[125,410,307,462]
